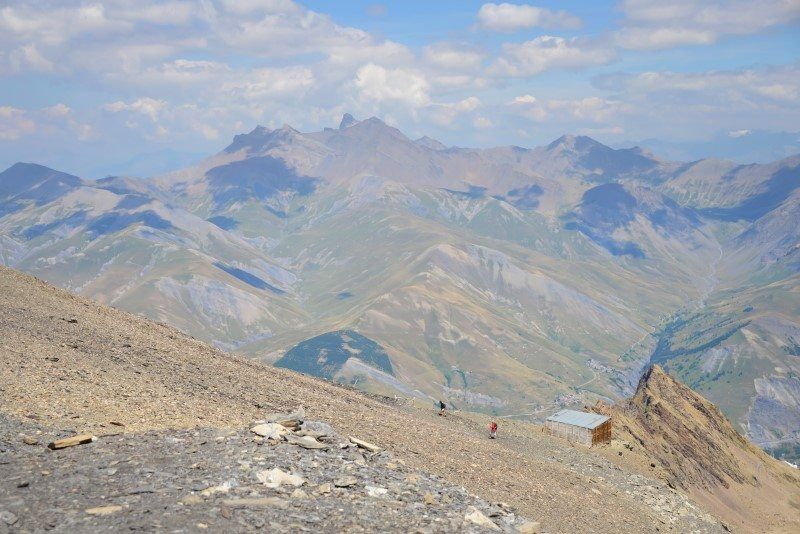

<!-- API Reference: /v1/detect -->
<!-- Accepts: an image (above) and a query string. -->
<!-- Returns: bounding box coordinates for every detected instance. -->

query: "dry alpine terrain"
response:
[1,266,798,532]
[3,123,798,463]
[596,366,800,532]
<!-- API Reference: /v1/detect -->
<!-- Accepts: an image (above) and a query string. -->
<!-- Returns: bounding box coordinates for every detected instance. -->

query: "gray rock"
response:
[464,506,500,531]
[334,476,358,488]
[221,497,288,509]
[285,434,329,450]
[300,421,335,438]
[264,407,305,429]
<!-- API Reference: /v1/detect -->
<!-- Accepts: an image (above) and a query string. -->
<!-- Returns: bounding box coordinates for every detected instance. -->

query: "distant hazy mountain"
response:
[1,115,798,460]
[634,130,800,165]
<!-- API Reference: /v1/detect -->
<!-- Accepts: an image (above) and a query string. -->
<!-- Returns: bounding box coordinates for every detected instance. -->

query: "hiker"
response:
[489,421,498,439]
[439,400,446,416]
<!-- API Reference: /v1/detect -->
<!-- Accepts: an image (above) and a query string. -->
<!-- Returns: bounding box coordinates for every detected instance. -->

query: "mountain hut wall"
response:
[544,410,611,447]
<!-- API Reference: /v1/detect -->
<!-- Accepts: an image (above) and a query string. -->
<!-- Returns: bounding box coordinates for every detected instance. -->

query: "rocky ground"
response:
[0,266,741,532]
[439,411,722,532]
[0,412,537,533]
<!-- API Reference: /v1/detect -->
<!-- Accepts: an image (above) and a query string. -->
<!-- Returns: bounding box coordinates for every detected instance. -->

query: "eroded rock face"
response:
[595,365,800,532]
[747,376,800,449]
[611,365,757,489]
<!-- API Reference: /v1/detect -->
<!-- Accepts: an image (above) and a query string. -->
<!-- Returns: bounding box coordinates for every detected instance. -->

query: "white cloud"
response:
[547,97,627,122]
[454,97,482,112]
[222,66,315,101]
[509,94,537,105]
[42,103,72,117]
[728,129,751,138]
[220,5,411,65]
[477,3,582,32]
[429,74,489,90]
[755,84,798,102]
[430,97,482,126]
[219,0,300,15]
[596,65,800,105]
[508,95,628,124]
[587,63,800,139]
[522,106,548,121]
[473,116,493,129]
[354,64,430,107]
[133,59,231,87]
[0,104,92,141]
[195,123,220,140]
[0,4,130,47]
[0,107,36,140]
[8,44,53,72]
[507,95,547,120]
[423,43,484,71]
[615,27,716,50]
[118,2,197,25]
[325,40,413,67]
[616,0,800,50]
[492,36,615,76]
[105,98,167,122]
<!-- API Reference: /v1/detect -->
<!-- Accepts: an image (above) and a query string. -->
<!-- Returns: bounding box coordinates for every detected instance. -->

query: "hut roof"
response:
[546,409,609,430]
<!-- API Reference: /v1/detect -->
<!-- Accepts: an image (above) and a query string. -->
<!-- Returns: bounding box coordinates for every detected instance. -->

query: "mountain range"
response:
[1,114,798,461]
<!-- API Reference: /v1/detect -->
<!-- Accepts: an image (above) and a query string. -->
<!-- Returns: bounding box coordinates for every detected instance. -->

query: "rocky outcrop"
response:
[596,365,800,532]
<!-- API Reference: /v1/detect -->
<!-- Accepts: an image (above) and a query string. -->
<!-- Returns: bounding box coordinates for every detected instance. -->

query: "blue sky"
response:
[1,1,799,177]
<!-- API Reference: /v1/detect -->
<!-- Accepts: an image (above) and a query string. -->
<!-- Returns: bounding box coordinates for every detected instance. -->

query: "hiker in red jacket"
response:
[489,421,498,439]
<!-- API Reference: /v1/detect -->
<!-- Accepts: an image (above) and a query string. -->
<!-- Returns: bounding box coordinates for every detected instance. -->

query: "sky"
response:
[0,0,799,178]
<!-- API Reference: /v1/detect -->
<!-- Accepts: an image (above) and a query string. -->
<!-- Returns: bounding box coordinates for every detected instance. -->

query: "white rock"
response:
[286,434,329,449]
[200,480,235,496]
[517,521,541,534]
[349,436,382,453]
[256,468,305,489]
[365,486,388,498]
[250,422,288,440]
[464,506,500,531]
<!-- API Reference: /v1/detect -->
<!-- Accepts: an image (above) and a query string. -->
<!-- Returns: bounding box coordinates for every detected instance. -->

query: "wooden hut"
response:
[545,409,611,447]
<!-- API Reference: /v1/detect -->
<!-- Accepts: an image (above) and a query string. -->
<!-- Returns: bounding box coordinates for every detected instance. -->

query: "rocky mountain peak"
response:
[332,116,411,145]
[224,124,304,155]
[546,134,604,152]
[0,162,83,200]
[630,364,750,451]
[339,113,358,130]
[603,364,790,492]
[415,136,448,151]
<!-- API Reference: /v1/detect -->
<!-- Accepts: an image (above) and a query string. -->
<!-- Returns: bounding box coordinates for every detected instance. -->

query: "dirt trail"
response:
[0,266,723,533]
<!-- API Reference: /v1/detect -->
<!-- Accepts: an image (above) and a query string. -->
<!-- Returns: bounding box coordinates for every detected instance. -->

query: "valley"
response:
[1,116,798,461]
[1,265,798,532]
